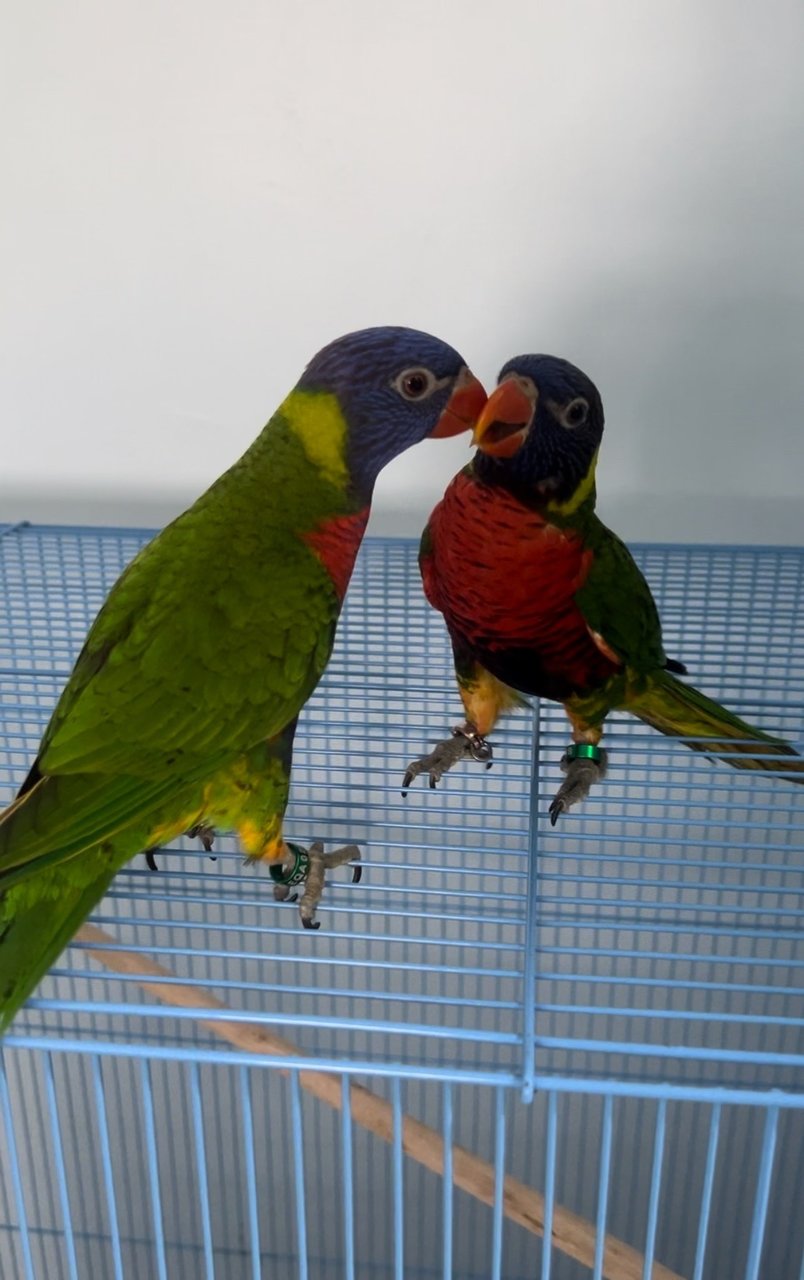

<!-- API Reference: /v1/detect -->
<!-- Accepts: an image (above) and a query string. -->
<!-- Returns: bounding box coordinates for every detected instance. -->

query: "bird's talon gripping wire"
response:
[270,840,362,927]
[402,723,493,793]
[548,744,608,826]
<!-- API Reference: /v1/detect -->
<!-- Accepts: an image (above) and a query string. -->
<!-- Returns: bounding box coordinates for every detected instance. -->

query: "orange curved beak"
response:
[431,368,487,438]
[471,379,535,457]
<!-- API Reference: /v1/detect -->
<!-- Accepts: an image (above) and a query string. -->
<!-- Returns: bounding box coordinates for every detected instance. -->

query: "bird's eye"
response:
[563,397,589,428]
[393,368,438,400]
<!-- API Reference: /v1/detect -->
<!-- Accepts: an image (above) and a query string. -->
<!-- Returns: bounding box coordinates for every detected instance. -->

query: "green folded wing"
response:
[35,499,339,781]
[574,516,668,673]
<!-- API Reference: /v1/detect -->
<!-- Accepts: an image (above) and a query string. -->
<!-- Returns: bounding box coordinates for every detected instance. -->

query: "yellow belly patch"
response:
[236,820,285,863]
[458,667,522,737]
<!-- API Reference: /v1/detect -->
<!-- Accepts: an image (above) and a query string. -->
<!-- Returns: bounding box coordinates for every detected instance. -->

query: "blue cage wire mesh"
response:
[0,520,802,1280]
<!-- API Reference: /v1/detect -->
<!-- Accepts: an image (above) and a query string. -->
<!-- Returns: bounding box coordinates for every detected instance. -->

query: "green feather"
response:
[0,390,362,1030]
[625,670,804,778]
[574,516,668,673]
[568,521,803,779]
[0,871,117,1032]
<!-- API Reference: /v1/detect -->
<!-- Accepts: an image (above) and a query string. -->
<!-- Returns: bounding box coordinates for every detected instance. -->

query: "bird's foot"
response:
[401,723,493,793]
[269,841,362,929]
[187,823,217,859]
[143,823,217,871]
[548,744,608,826]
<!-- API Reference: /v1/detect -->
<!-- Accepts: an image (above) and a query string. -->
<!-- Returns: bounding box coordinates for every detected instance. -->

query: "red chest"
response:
[303,507,370,602]
[424,472,617,696]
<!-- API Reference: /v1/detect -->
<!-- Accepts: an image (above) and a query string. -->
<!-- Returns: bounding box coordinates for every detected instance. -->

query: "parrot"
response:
[0,326,487,1032]
[402,352,804,819]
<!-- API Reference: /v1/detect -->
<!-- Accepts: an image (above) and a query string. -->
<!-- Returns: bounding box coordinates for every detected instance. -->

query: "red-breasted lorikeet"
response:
[404,353,803,818]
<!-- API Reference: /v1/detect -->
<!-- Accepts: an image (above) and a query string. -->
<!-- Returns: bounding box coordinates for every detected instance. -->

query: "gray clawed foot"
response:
[300,841,362,929]
[548,747,608,826]
[402,725,493,794]
[270,841,362,929]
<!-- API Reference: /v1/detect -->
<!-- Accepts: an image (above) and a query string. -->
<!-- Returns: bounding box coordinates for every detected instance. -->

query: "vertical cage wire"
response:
[0,525,802,1280]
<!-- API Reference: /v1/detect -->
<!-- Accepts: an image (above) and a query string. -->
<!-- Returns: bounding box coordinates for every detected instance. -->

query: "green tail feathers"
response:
[0,770,197,1033]
[0,868,117,1033]
[628,670,804,780]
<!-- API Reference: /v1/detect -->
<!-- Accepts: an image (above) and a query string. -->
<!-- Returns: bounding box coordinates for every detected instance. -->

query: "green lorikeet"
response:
[403,353,804,818]
[0,326,486,1031]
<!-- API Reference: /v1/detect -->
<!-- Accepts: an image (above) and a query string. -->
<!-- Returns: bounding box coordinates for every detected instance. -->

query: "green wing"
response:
[574,516,668,673]
[35,501,339,781]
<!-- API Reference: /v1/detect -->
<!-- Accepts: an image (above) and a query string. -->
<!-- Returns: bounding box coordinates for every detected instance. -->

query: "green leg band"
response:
[565,743,604,764]
[268,842,310,887]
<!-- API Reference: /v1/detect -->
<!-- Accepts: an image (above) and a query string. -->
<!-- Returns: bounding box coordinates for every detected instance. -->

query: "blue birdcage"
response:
[0,520,802,1280]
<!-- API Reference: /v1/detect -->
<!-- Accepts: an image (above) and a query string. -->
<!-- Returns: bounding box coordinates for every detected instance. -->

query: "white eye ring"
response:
[560,397,589,428]
[392,367,440,401]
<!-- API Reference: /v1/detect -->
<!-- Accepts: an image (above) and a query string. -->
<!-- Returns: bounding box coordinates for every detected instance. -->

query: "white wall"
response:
[2,0,803,542]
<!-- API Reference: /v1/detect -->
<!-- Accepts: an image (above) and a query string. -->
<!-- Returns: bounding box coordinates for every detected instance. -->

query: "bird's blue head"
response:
[295,326,486,499]
[471,354,604,510]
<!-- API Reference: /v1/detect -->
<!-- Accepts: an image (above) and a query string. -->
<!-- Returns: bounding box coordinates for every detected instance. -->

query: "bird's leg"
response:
[144,823,217,870]
[233,722,361,928]
[298,842,362,930]
[548,714,608,825]
[269,840,362,929]
[401,721,493,793]
[402,662,516,792]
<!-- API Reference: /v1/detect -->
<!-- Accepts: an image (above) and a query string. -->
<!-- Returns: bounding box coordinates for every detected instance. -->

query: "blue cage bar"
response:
[0,522,802,1279]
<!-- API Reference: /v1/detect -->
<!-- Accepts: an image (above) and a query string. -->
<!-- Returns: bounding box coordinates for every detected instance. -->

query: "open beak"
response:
[430,367,487,438]
[471,379,535,457]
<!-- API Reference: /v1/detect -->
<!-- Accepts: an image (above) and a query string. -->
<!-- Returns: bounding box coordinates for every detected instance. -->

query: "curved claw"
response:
[187,823,216,857]
[269,841,363,930]
[145,822,219,874]
[548,797,568,826]
[402,726,493,794]
[273,884,298,904]
[547,747,608,824]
